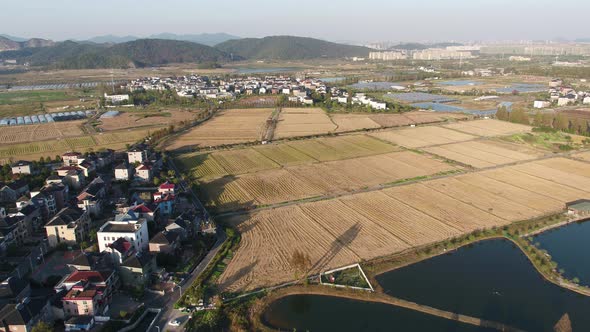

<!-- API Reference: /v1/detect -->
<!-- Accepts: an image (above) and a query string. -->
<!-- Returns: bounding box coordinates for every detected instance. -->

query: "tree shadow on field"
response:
[308,222,361,274]
[218,259,258,291]
[200,175,257,215]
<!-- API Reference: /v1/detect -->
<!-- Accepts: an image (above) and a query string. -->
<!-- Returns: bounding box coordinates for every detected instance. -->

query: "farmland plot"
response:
[511,159,590,193]
[299,200,410,259]
[339,191,461,246]
[274,108,337,139]
[423,177,541,220]
[218,206,359,292]
[443,119,532,137]
[167,108,272,149]
[455,173,564,213]
[232,169,326,206]
[423,140,542,168]
[330,114,382,132]
[482,168,590,203]
[253,144,317,166]
[198,151,458,212]
[211,149,279,174]
[382,184,507,231]
[370,126,476,148]
[176,153,228,180]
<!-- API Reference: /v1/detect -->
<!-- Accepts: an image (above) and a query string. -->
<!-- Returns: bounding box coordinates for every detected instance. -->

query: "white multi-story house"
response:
[104,93,130,103]
[11,161,34,175]
[127,149,147,164]
[114,163,133,181]
[97,213,149,254]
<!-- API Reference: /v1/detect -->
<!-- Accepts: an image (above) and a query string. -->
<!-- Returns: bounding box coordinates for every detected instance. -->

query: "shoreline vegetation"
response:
[229,212,590,331]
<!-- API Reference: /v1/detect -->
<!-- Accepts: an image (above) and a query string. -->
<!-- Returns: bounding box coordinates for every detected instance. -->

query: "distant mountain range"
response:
[85,33,240,46]
[0,39,232,69]
[0,34,374,69]
[0,36,55,52]
[216,36,372,60]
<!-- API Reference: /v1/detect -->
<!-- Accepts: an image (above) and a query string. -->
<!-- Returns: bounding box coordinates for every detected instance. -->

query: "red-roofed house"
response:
[135,163,152,182]
[129,204,154,222]
[157,182,176,195]
[62,283,102,316]
[154,193,175,216]
[56,270,117,316]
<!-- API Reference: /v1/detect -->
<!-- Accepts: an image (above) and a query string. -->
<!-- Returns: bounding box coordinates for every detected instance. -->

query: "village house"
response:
[127,148,148,164]
[56,269,117,318]
[76,177,106,217]
[97,214,149,254]
[148,231,180,254]
[10,161,34,175]
[119,252,156,288]
[0,297,51,332]
[114,163,133,181]
[135,163,152,182]
[44,207,91,248]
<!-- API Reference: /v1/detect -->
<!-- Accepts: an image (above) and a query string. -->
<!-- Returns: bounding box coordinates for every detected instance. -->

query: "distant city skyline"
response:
[1,0,590,43]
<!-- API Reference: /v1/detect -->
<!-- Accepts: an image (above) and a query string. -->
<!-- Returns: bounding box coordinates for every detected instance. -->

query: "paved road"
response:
[146,158,225,331]
[148,228,226,331]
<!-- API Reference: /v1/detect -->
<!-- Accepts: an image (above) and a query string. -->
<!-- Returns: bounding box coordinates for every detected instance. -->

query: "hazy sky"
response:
[1,0,589,42]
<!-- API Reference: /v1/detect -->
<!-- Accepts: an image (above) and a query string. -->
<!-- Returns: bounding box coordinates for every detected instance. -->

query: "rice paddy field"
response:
[443,119,532,137]
[274,108,337,139]
[423,140,545,168]
[219,157,590,292]
[165,108,273,150]
[0,127,159,164]
[0,120,86,144]
[329,111,470,133]
[176,134,400,181]
[206,117,590,293]
[370,126,477,148]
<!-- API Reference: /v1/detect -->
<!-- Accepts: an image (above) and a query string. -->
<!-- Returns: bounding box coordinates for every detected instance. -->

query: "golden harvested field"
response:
[423,140,544,168]
[0,127,158,164]
[176,134,398,181]
[370,126,476,148]
[0,121,86,144]
[329,111,470,133]
[253,144,316,166]
[166,108,272,149]
[215,117,590,292]
[443,119,532,136]
[199,151,459,212]
[330,114,381,132]
[274,108,336,139]
[219,156,590,292]
[99,110,196,131]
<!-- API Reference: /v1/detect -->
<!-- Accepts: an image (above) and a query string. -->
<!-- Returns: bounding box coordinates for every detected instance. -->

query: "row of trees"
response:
[496,106,590,136]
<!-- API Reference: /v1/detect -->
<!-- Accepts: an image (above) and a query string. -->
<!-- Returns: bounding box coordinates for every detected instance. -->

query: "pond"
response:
[321,77,345,83]
[495,83,546,93]
[262,294,494,332]
[377,239,590,332]
[534,219,590,286]
[438,80,482,86]
[349,81,404,90]
[411,102,496,116]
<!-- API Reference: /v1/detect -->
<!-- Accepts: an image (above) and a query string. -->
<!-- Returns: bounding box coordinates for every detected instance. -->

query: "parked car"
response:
[169,319,181,327]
